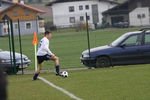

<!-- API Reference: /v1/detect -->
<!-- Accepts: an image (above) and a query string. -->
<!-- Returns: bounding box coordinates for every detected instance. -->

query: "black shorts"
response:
[37,54,52,64]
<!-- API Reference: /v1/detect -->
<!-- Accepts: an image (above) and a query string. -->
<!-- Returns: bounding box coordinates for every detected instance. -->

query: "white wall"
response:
[52,0,117,28]
[0,20,45,36]
[129,7,150,26]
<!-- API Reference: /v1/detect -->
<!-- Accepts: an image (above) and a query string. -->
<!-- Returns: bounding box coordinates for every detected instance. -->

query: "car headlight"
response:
[0,60,11,63]
[24,57,28,61]
[83,54,90,58]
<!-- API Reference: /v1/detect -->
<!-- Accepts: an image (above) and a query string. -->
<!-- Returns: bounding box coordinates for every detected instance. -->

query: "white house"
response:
[103,0,150,27]
[129,7,150,26]
[47,0,118,28]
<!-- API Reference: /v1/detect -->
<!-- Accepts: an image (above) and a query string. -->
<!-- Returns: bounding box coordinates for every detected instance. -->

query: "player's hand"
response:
[52,53,55,57]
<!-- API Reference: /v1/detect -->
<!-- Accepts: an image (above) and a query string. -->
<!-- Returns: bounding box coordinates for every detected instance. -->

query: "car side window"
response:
[122,34,141,47]
[145,33,150,45]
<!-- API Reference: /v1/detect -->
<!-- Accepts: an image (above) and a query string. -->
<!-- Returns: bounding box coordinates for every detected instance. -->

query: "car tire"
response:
[96,56,111,68]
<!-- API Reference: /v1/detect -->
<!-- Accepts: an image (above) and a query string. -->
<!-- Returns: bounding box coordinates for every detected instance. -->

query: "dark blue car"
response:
[80,29,150,68]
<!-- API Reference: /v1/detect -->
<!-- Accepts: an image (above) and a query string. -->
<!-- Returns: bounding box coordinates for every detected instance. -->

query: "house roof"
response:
[1,0,14,4]
[0,1,45,14]
[102,0,129,15]
[15,3,45,13]
[46,0,119,6]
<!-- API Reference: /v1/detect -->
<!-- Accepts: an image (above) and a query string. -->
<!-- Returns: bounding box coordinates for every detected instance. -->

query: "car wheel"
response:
[96,56,110,68]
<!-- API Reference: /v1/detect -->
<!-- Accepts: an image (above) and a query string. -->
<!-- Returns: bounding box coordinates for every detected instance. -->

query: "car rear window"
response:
[145,33,150,45]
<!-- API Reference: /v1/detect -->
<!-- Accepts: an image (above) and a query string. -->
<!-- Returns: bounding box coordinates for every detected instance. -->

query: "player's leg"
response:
[50,56,61,75]
[33,63,43,80]
[33,56,44,80]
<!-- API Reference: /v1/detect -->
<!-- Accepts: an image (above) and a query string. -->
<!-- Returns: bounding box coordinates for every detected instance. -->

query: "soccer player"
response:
[33,31,61,80]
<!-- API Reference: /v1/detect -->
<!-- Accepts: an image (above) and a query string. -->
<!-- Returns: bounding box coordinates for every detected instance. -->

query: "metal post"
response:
[10,19,16,74]
[7,20,13,68]
[85,12,91,58]
[36,16,39,34]
[18,19,24,75]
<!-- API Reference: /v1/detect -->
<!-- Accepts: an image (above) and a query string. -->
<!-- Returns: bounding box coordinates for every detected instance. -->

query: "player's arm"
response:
[42,41,54,56]
[46,45,54,56]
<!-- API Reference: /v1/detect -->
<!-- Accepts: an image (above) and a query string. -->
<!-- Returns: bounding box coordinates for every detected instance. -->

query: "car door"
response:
[112,34,143,65]
[137,32,150,63]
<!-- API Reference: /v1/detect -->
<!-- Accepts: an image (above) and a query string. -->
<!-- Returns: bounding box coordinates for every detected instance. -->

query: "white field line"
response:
[38,77,83,100]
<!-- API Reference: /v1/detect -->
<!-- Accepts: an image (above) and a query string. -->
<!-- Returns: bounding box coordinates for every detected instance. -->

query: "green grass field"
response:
[1,28,149,100]
[0,28,140,70]
[8,64,150,100]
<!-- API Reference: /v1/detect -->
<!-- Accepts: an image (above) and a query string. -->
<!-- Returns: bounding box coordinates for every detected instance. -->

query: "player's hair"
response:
[44,31,51,35]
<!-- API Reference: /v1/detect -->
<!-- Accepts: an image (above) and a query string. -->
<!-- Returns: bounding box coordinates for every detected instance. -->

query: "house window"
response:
[3,28,8,34]
[87,16,90,20]
[79,5,83,10]
[70,17,75,23]
[25,22,32,29]
[14,24,18,29]
[85,5,89,10]
[3,21,7,25]
[80,16,84,21]
[25,11,30,16]
[137,14,141,19]
[142,14,145,18]
[39,22,44,28]
[69,6,75,12]
[137,14,145,19]
[13,12,18,17]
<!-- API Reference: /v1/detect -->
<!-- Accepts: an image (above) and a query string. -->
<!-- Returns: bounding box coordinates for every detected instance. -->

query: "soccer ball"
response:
[61,71,68,77]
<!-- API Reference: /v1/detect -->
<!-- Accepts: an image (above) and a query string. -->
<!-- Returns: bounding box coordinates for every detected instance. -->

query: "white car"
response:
[0,49,31,74]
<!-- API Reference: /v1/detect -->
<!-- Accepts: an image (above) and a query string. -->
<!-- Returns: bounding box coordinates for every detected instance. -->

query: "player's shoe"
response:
[55,72,62,76]
[32,73,39,80]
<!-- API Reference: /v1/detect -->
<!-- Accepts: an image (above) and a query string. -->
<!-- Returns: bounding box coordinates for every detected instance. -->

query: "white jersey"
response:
[37,37,53,56]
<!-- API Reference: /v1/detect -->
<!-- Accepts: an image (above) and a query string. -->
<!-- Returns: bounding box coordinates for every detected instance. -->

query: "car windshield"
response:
[110,34,128,47]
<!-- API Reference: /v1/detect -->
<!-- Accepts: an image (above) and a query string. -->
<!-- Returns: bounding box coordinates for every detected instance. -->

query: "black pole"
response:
[7,20,13,68]
[85,13,91,58]
[36,16,39,34]
[10,19,16,74]
[18,19,24,75]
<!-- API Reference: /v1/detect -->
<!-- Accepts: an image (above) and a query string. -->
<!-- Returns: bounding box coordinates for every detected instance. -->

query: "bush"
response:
[44,21,57,31]
[74,21,90,32]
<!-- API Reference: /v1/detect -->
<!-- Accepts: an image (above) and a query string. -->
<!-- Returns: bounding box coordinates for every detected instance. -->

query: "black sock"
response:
[55,65,60,74]
[33,73,39,80]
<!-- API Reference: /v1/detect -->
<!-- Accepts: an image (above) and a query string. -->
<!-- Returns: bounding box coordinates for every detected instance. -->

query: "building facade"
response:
[102,1,129,26]
[0,0,45,36]
[103,0,150,27]
[129,7,150,26]
[47,0,118,29]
